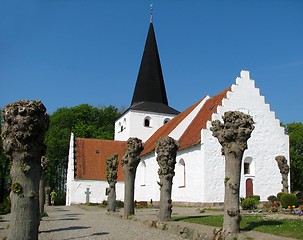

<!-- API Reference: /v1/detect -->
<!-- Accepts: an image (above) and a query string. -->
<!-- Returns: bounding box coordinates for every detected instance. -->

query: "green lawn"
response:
[174,214,303,239]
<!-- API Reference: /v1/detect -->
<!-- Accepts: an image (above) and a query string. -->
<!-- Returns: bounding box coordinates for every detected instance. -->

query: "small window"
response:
[163,118,170,124]
[144,118,150,127]
[95,150,100,154]
[144,117,151,127]
[244,162,250,175]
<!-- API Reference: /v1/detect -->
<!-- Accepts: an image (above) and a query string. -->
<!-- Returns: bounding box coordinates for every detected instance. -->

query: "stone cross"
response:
[85,188,91,203]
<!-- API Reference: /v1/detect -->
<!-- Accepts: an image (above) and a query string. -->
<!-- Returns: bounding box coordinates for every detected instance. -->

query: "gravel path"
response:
[0,205,298,240]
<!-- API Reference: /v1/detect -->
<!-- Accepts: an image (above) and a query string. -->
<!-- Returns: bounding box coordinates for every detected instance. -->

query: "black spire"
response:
[130,22,179,115]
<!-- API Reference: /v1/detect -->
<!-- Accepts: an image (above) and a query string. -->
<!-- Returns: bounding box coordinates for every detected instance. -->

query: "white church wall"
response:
[115,110,176,142]
[204,70,289,202]
[134,145,205,204]
[67,179,125,205]
[172,146,204,203]
[134,152,160,202]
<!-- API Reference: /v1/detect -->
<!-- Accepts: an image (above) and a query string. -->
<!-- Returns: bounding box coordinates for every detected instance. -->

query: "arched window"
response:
[140,161,146,186]
[163,118,170,125]
[243,157,254,176]
[144,116,151,127]
[176,159,186,188]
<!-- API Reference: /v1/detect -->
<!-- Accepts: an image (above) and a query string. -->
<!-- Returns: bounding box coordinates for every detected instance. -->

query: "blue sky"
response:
[1,0,302,124]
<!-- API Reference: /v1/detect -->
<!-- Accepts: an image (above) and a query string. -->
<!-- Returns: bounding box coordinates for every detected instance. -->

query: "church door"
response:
[246,178,253,197]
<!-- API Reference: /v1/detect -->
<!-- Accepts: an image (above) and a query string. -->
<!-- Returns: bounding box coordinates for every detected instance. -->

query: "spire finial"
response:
[150,3,153,23]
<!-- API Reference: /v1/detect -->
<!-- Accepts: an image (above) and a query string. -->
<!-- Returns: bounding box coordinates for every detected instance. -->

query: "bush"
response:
[54,192,66,206]
[241,196,259,210]
[280,194,298,208]
[0,196,11,215]
[277,192,286,201]
[267,195,278,202]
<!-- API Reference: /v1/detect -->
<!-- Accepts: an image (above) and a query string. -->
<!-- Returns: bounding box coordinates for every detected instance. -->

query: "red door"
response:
[246,178,253,197]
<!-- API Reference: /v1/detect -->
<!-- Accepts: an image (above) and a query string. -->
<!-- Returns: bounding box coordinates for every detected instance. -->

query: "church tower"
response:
[115,20,179,142]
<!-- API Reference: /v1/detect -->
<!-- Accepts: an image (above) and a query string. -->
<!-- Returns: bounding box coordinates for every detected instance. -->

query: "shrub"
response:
[267,195,278,202]
[280,194,298,208]
[277,192,286,201]
[0,196,11,215]
[241,196,259,210]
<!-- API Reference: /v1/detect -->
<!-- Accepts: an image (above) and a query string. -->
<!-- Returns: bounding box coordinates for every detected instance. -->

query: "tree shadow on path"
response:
[39,225,90,233]
[241,220,283,231]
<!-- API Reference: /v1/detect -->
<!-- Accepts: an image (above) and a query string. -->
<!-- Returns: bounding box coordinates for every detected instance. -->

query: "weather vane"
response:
[150,3,153,23]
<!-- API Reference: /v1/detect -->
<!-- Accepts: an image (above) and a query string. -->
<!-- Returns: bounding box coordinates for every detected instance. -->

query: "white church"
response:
[66,20,289,206]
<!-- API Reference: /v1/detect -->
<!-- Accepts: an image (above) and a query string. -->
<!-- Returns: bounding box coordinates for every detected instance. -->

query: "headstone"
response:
[85,188,91,203]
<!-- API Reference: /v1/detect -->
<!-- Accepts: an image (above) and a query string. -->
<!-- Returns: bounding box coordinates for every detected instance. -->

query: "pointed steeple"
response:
[130,22,179,115]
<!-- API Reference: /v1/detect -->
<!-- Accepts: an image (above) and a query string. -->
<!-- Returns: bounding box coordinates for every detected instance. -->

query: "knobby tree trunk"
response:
[211,111,254,239]
[156,136,179,221]
[1,100,49,240]
[275,155,290,193]
[121,138,143,217]
[45,186,50,206]
[106,153,119,212]
[39,156,48,215]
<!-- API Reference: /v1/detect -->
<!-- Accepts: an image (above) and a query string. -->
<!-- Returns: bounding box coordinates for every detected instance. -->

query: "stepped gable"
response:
[74,138,126,181]
[178,87,231,150]
[141,86,231,155]
[130,22,179,115]
[141,99,203,156]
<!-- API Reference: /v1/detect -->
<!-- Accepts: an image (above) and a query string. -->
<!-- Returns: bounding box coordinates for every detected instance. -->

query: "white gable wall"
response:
[204,70,289,202]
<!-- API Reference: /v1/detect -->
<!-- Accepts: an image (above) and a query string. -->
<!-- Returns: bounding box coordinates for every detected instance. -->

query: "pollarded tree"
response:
[211,111,254,239]
[39,156,48,214]
[106,153,119,212]
[275,155,290,193]
[155,136,179,221]
[1,100,49,240]
[121,138,143,217]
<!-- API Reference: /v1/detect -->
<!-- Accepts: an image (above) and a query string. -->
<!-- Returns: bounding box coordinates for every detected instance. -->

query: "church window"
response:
[144,117,151,127]
[243,157,254,176]
[244,162,250,174]
[140,161,146,186]
[163,118,170,124]
[176,159,186,188]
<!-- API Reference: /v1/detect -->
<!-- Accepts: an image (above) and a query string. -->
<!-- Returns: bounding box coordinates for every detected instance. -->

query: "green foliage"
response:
[280,193,298,208]
[267,195,278,202]
[11,182,22,194]
[101,200,124,208]
[45,104,121,192]
[0,195,11,215]
[277,192,286,201]
[286,123,303,191]
[53,192,66,206]
[241,196,260,210]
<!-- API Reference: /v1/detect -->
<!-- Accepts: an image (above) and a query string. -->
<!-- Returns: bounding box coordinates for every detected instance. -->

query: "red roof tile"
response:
[75,138,126,181]
[141,98,204,156]
[178,87,231,150]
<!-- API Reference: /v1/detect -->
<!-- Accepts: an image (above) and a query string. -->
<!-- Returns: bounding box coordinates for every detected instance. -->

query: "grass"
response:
[174,214,303,239]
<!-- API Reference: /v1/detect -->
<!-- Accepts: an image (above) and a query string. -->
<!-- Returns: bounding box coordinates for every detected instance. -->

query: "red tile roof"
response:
[141,86,231,155]
[178,87,231,150]
[74,138,126,181]
[141,98,203,156]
